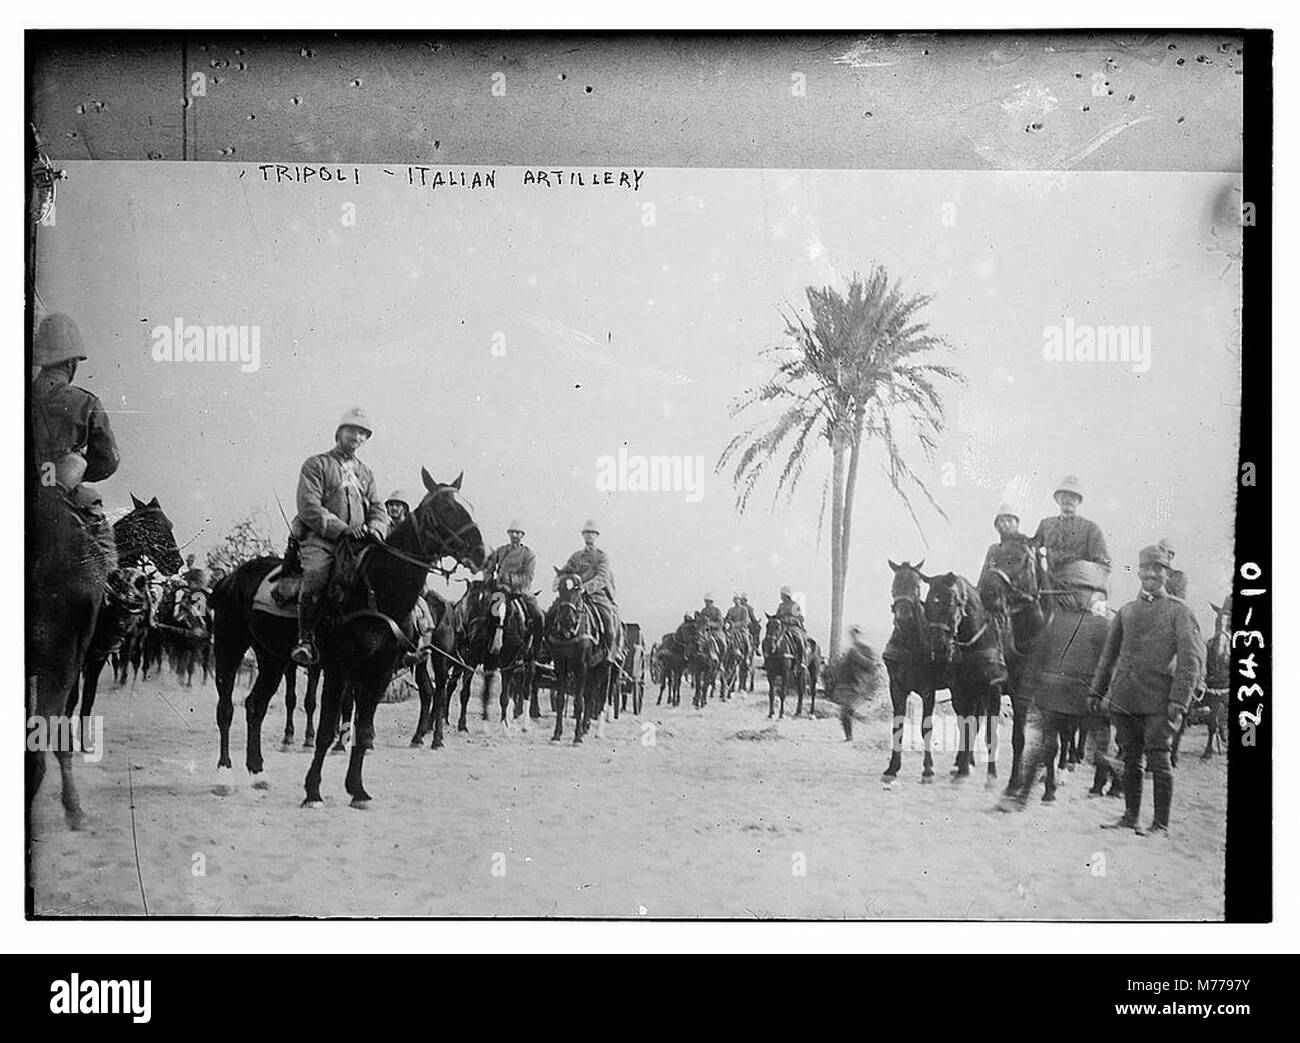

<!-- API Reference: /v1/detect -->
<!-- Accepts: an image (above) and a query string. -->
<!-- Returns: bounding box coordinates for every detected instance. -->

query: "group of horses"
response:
[879,549,1231,798]
[650,611,821,719]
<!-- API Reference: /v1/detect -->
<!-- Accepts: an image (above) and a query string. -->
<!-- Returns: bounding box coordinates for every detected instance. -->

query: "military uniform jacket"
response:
[1033,514,1110,573]
[699,604,723,626]
[1091,593,1204,715]
[1025,604,1112,715]
[31,371,120,485]
[296,448,389,541]
[562,546,616,601]
[724,605,751,626]
[485,543,536,592]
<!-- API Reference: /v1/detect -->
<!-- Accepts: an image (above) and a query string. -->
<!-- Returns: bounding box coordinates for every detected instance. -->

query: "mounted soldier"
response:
[698,593,723,631]
[384,489,414,528]
[774,586,805,632]
[979,503,1037,591]
[558,519,621,660]
[290,407,389,666]
[1091,543,1204,837]
[484,519,544,636]
[1032,475,1110,590]
[31,313,120,499]
[1158,536,1187,600]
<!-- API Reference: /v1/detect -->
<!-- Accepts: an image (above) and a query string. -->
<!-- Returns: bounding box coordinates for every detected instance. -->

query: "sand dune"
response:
[30,673,1225,919]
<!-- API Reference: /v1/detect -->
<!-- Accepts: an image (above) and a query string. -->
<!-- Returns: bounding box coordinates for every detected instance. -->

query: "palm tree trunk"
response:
[829,439,846,660]
[838,408,867,644]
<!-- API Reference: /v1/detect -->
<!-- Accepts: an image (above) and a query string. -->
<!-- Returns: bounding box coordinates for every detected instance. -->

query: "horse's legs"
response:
[456,667,474,732]
[282,663,298,747]
[550,664,565,742]
[921,690,936,779]
[883,679,905,778]
[430,659,449,749]
[334,685,356,750]
[211,615,250,775]
[76,655,110,754]
[245,650,287,782]
[572,666,587,745]
[344,687,378,806]
[984,703,1000,786]
[412,658,433,746]
[303,665,320,747]
[1005,697,1029,795]
[304,671,345,806]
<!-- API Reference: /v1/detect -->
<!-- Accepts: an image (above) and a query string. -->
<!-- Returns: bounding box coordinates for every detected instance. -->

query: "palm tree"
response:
[718,266,964,659]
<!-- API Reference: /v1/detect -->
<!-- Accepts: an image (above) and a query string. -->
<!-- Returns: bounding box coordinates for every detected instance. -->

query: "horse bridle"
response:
[373,488,481,577]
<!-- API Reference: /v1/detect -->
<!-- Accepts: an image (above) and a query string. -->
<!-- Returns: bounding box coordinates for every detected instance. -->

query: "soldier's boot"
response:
[1088,756,1109,796]
[1145,774,1173,838]
[291,591,322,666]
[1101,764,1143,830]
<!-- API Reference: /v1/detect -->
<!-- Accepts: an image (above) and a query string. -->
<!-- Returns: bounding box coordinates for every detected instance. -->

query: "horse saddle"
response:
[253,566,302,619]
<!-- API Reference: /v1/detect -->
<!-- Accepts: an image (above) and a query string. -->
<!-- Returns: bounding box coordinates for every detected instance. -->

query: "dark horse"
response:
[167,584,213,686]
[976,538,1050,793]
[762,614,816,718]
[882,560,943,781]
[1173,597,1231,766]
[545,571,617,743]
[653,633,686,707]
[29,487,118,830]
[924,572,1006,784]
[64,496,185,751]
[451,582,543,734]
[689,618,725,708]
[410,590,462,748]
[719,619,753,699]
[210,469,485,807]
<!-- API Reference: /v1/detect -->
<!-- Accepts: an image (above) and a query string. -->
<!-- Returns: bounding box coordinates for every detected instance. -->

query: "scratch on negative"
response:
[1057,116,1155,169]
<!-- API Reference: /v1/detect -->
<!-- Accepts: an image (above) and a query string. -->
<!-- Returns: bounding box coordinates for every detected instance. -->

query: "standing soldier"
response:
[31,313,119,497]
[484,520,544,633]
[1090,543,1204,837]
[290,407,389,666]
[559,520,621,659]
[1033,476,1111,587]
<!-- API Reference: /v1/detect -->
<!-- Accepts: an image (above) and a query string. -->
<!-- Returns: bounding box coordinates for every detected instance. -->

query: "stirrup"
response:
[291,641,320,666]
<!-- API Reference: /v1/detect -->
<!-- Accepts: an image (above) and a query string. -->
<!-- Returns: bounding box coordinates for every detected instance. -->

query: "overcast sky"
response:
[40,162,1242,646]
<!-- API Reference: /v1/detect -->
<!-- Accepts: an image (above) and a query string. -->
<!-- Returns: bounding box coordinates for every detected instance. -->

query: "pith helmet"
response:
[994,503,1020,525]
[1139,544,1173,570]
[581,519,600,534]
[1157,536,1176,560]
[506,519,525,534]
[780,585,792,598]
[1054,475,1083,501]
[703,593,714,602]
[385,489,413,509]
[33,313,87,368]
[336,406,373,438]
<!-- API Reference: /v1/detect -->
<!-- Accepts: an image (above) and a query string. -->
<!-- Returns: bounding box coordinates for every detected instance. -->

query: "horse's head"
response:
[407,468,487,572]
[547,570,584,642]
[923,572,970,663]
[106,566,150,613]
[762,614,788,658]
[888,558,928,601]
[118,494,184,575]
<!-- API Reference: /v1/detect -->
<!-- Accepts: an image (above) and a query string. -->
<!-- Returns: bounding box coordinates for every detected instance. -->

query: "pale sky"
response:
[40,162,1242,647]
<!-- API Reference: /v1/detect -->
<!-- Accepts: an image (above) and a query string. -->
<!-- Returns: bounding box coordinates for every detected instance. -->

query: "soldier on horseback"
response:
[698,593,723,631]
[774,586,805,632]
[980,504,1036,586]
[31,313,119,502]
[384,489,414,527]
[484,519,544,635]
[290,407,389,666]
[1032,476,1111,588]
[559,519,621,659]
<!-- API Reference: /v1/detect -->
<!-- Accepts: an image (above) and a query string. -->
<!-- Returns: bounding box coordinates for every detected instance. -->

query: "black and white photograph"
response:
[21,24,1274,933]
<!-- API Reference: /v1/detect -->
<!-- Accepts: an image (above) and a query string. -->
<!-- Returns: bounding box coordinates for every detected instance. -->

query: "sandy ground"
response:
[30,670,1226,919]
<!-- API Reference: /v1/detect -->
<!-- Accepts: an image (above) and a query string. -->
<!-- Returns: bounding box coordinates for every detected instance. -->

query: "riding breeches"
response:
[297,535,337,634]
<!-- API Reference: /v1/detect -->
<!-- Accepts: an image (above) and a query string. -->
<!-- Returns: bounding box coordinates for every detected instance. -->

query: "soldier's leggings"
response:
[1015,706,1069,799]
[1111,712,1175,826]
